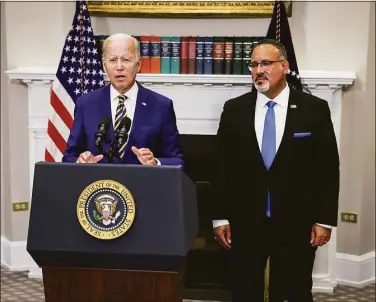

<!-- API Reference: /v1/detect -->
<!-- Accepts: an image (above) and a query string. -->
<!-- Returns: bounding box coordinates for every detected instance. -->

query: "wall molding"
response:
[336,251,376,287]
[1,236,374,289]
[6,67,356,90]
[1,236,42,278]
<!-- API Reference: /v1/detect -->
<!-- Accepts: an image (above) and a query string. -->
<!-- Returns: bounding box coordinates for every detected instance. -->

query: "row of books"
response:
[95,35,265,75]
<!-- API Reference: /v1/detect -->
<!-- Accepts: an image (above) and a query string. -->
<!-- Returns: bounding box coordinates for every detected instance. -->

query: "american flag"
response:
[45,1,104,162]
[266,0,303,91]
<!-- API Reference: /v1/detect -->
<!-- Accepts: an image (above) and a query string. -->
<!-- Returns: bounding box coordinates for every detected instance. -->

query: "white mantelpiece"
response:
[6,67,355,292]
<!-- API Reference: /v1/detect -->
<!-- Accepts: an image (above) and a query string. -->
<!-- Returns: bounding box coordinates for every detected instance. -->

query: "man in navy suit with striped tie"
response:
[211,39,340,301]
[62,33,183,166]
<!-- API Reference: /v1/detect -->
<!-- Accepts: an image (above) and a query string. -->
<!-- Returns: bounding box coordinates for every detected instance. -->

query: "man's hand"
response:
[76,151,103,163]
[214,224,231,250]
[311,224,331,247]
[132,146,157,165]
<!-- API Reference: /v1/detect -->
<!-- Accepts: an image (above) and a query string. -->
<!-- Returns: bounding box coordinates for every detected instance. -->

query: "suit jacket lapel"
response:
[246,90,266,170]
[123,82,149,159]
[100,85,115,141]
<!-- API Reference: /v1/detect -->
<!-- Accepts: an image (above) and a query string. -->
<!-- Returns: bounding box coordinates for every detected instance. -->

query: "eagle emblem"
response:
[93,194,121,226]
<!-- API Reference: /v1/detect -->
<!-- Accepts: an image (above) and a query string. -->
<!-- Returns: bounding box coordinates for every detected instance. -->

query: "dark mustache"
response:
[255,73,268,81]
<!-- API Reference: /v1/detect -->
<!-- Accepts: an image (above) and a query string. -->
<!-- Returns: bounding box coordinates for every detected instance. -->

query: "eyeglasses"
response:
[248,60,285,69]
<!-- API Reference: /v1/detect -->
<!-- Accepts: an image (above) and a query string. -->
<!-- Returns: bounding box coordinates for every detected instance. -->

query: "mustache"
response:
[255,73,268,81]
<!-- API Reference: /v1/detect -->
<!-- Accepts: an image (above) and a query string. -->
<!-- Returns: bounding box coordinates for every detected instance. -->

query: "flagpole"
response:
[264,257,270,302]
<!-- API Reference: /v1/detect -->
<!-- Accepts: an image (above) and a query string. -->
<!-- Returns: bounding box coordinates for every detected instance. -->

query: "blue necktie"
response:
[261,101,276,217]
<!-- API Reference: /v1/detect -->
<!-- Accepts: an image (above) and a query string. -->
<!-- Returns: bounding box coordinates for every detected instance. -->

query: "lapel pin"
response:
[142,102,147,106]
[290,104,297,108]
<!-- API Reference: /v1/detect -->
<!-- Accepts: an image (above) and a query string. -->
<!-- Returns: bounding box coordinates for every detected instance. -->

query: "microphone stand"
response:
[96,125,128,163]
[108,140,116,163]
[96,138,117,163]
[96,143,104,155]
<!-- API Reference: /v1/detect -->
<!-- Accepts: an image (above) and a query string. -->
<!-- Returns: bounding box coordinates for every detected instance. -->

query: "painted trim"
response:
[6,67,356,89]
[336,251,375,287]
[1,236,374,289]
[1,236,42,278]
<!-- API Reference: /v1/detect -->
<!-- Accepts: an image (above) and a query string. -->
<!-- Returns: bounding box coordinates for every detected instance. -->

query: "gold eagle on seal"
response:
[94,194,121,226]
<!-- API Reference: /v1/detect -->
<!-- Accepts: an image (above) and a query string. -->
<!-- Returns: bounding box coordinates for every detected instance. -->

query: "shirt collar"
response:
[256,82,290,108]
[110,81,138,103]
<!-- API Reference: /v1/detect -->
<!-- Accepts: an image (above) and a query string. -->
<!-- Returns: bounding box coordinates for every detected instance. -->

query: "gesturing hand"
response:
[76,151,103,164]
[131,146,157,165]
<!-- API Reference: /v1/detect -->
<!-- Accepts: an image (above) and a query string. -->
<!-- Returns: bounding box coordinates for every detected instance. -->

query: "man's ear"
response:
[102,57,107,74]
[136,58,142,73]
[283,60,290,74]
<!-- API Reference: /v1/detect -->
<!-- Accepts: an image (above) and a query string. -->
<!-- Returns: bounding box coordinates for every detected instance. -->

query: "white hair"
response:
[102,33,140,61]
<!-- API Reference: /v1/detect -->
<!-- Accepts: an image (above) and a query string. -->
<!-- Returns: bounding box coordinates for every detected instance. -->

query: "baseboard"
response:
[1,236,375,287]
[1,236,42,278]
[336,251,375,287]
[312,276,337,293]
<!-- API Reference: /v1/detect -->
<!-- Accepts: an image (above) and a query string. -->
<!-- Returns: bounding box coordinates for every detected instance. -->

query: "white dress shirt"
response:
[213,84,331,229]
[110,82,160,165]
[110,82,138,131]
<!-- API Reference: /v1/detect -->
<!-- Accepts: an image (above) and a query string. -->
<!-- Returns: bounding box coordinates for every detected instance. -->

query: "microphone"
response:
[94,117,110,147]
[116,116,132,147]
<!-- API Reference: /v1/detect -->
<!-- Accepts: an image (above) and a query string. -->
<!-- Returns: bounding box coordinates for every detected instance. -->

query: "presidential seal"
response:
[77,180,135,240]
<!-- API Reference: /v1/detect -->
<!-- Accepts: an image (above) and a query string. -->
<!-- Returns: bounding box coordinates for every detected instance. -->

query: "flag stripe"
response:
[49,115,71,147]
[47,120,68,155]
[50,90,74,130]
[45,150,55,163]
[52,77,75,116]
[46,141,64,163]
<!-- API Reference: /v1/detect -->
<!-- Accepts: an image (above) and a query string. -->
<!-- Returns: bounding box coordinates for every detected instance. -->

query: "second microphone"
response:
[116,116,132,148]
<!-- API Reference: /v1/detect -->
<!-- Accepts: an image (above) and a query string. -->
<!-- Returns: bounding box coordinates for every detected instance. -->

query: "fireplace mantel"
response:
[6,66,356,292]
[7,66,355,89]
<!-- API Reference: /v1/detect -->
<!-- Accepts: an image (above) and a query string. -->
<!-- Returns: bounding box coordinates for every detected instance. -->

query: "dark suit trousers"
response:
[231,218,317,302]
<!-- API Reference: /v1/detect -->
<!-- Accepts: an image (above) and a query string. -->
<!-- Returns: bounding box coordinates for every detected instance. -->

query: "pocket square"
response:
[294,132,311,138]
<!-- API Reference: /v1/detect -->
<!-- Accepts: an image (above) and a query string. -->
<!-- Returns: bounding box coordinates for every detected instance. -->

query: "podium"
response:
[27,162,198,302]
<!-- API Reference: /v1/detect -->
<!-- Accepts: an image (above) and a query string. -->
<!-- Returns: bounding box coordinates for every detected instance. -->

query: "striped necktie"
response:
[114,95,127,159]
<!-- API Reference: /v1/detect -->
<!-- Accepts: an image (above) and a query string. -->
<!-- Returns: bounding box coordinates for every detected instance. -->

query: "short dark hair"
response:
[253,39,288,61]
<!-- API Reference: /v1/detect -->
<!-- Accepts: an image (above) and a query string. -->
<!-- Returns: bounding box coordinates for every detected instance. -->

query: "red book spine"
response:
[180,36,189,74]
[140,35,151,73]
[188,36,196,74]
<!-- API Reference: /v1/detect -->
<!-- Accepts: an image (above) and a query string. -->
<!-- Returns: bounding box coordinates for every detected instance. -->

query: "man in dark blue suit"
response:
[62,33,183,166]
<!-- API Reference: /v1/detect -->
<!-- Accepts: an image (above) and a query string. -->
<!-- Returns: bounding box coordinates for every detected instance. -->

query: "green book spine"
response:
[233,37,243,75]
[160,36,171,74]
[170,36,180,74]
[242,37,252,75]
